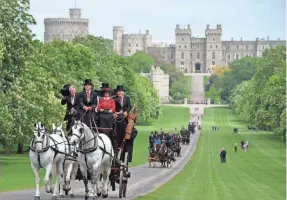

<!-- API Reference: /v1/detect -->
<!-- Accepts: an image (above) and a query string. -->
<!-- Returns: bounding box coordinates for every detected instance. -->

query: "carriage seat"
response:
[98,127,114,134]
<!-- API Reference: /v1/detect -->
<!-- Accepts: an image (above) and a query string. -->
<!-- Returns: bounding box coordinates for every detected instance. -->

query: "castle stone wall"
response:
[44,9,89,43]
[113,25,286,73]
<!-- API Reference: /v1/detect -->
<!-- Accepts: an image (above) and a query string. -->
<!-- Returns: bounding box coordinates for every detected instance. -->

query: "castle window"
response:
[210,45,212,48]
[179,45,181,48]
[212,61,215,65]
[185,45,187,48]
[181,61,184,65]
[237,45,239,49]
[182,38,184,41]
[263,46,265,49]
[190,53,192,59]
[128,50,131,54]
[181,52,184,59]
[128,44,131,47]
[236,53,239,59]
[197,52,200,59]
[213,38,215,41]
[227,54,230,60]
[212,52,215,59]
[216,45,218,49]
[136,44,138,47]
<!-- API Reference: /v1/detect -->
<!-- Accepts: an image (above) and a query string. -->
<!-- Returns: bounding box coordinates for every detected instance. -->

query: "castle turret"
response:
[143,30,152,53]
[113,26,124,55]
[205,24,222,73]
[44,8,89,43]
[175,24,192,72]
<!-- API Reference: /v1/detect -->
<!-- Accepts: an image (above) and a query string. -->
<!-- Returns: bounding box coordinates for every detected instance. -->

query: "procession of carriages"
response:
[147,121,198,168]
[29,80,137,200]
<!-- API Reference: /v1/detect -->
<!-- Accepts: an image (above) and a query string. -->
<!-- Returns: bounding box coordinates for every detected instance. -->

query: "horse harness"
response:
[29,128,66,168]
[72,124,113,171]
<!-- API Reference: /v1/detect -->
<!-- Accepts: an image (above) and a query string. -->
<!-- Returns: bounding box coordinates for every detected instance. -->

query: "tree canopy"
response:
[0,1,161,150]
[206,46,286,141]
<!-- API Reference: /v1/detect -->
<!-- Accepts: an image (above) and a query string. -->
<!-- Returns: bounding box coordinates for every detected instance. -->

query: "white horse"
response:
[29,122,66,200]
[70,121,114,199]
[51,123,79,198]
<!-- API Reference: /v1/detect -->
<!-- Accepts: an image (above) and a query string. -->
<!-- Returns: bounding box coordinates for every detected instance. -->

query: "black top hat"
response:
[101,83,109,89]
[60,84,70,96]
[115,85,126,92]
[83,79,93,86]
[101,83,111,93]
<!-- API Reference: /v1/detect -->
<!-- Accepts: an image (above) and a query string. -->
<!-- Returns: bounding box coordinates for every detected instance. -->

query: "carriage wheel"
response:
[119,152,128,198]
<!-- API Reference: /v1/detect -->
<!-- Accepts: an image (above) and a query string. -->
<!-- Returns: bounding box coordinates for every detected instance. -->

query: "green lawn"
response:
[136,107,286,200]
[0,105,190,192]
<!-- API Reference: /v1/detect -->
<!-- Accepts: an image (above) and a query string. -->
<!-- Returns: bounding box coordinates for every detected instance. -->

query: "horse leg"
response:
[31,163,41,199]
[79,164,89,199]
[44,163,53,194]
[68,163,78,198]
[52,160,65,199]
[101,165,111,198]
[90,162,101,199]
[64,162,73,195]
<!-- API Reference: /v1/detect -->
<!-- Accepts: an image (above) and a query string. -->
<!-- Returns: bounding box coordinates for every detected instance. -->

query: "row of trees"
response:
[0,1,160,151]
[206,46,286,140]
[128,51,191,102]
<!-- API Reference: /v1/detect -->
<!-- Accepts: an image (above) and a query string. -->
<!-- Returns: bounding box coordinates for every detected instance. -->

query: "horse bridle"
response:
[71,122,85,140]
[31,128,50,153]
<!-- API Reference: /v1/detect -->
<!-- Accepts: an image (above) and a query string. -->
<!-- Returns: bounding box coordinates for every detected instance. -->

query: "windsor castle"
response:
[113,25,285,73]
[42,8,285,74]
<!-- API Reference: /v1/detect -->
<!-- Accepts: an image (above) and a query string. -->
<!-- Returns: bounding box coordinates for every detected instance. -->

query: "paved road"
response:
[0,112,202,200]
[190,74,205,103]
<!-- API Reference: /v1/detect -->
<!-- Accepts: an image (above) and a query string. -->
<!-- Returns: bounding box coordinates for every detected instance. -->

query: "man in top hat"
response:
[79,79,99,128]
[113,85,134,163]
[97,83,115,129]
[61,85,80,135]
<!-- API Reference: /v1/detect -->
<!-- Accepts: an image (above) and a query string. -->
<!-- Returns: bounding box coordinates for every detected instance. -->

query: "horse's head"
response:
[70,120,85,145]
[33,122,47,153]
[52,123,65,137]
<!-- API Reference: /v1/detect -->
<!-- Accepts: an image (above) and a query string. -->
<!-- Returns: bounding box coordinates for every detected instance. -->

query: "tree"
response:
[129,51,154,73]
[0,0,36,92]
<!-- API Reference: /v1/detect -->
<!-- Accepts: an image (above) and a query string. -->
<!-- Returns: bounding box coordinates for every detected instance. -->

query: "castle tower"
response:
[175,24,192,73]
[113,26,124,55]
[44,8,89,43]
[205,24,222,73]
[143,30,152,53]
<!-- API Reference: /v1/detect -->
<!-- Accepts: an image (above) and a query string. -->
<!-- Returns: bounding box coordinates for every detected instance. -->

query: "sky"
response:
[29,0,286,43]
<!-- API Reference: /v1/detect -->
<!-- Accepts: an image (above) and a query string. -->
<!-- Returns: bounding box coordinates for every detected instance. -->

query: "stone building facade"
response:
[140,65,170,103]
[44,8,89,43]
[113,25,286,73]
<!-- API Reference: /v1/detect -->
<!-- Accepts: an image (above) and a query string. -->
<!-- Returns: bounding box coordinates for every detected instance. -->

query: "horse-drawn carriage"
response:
[148,139,174,168]
[188,122,196,134]
[171,134,181,157]
[181,129,190,145]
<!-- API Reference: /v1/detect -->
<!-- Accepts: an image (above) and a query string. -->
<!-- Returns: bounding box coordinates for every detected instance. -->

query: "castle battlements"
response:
[44,8,89,43]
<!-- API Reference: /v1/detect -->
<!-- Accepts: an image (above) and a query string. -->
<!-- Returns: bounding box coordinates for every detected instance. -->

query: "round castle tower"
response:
[44,8,89,43]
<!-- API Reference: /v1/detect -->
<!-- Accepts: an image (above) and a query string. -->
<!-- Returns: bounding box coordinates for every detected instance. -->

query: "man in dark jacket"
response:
[61,85,80,135]
[220,148,227,163]
[113,85,133,162]
[79,79,99,129]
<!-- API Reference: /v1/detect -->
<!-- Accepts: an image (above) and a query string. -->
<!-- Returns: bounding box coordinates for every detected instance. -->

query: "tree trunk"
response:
[17,143,23,154]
